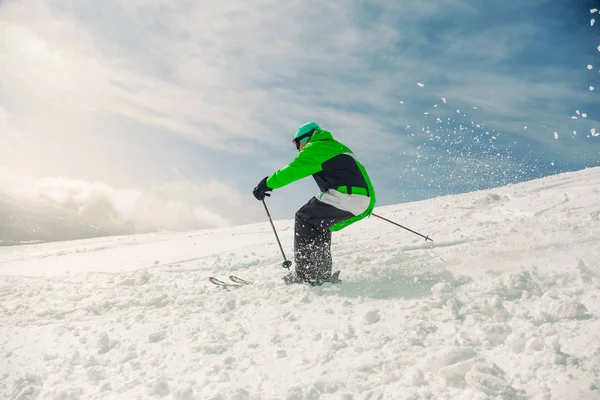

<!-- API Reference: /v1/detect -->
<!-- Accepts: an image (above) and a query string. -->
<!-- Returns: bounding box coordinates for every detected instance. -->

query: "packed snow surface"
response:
[1,168,600,399]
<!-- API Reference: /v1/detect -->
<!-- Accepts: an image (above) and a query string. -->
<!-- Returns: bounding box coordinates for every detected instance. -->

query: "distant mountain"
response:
[0,192,132,245]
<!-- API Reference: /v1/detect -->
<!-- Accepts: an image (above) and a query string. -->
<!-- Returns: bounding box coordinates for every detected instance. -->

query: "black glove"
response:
[253,176,272,201]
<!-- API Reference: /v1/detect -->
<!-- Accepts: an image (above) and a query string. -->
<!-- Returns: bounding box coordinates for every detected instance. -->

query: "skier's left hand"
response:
[253,177,272,201]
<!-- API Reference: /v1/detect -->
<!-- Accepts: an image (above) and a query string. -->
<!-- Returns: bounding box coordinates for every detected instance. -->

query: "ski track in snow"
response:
[1,168,600,399]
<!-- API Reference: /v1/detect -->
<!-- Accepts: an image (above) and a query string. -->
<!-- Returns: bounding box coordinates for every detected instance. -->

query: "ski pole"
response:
[372,213,433,242]
[262,199,293,269]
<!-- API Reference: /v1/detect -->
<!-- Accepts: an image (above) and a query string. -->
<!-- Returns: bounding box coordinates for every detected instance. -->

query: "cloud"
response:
[0,0,438,154]
[0,166,256,238]
[3,0,593,157]
[0,106,28,164]
[0,1,273,152]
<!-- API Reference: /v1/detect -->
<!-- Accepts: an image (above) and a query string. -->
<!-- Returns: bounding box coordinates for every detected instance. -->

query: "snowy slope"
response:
[1,167,600,400]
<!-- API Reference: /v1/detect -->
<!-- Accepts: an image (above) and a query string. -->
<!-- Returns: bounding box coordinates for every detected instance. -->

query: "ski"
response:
[229,275,252,285]
[208,275,253,288]
[208,277,240,288]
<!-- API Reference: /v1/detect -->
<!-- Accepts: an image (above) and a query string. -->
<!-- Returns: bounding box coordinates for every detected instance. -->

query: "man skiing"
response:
[253,122,376,285]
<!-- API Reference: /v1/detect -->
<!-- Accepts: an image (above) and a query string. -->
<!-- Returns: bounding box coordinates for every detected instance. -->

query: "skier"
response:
[253,122,376,285]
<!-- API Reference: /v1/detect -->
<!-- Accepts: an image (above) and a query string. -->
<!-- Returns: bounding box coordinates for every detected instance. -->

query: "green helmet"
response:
[294,122,321,144]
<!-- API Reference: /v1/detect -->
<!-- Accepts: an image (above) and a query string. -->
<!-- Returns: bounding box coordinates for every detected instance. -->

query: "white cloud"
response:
[0,105,35,166]
[0,166,256,235]
[2,0,584,159]
[0,0,442,155]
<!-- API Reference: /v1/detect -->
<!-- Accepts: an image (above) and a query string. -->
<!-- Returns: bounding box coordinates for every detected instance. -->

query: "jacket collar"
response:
[309,129,333,142]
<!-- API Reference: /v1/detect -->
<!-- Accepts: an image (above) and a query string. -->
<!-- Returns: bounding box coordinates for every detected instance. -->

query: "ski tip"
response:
[229,275,252,285]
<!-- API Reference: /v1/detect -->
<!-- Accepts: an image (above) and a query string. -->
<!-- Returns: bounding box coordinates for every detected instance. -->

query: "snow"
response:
[588,65,594,70]
[2,168,600,399]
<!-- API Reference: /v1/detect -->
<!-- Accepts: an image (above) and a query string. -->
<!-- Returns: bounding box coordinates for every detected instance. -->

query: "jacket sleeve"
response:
[266,145,323,189]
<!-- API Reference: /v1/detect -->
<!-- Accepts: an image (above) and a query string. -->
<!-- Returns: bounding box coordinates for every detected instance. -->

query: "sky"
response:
[0,0,599,236]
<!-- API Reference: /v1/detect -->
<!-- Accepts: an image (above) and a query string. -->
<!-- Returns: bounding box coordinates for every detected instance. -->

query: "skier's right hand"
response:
[253,176,272,201]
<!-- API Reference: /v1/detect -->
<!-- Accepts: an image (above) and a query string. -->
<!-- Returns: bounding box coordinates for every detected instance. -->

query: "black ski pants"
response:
[294,197,354,282]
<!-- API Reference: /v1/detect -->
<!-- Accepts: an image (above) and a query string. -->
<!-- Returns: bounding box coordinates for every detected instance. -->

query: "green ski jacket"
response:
[266,130,376,231]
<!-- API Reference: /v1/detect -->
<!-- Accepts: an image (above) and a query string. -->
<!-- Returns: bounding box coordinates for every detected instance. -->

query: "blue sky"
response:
[0,0,599,232]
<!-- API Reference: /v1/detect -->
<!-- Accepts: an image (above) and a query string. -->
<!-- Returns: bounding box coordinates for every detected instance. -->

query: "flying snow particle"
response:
[592,128,599,137]
[592,19,596,27]
[554,132,559,140]
[576,110,581,115]
[590,86,595,91]
[573,130,577,135]
[417,82,425,87]
[583,113,588,118]
[434,104,438,107]
[424,112,430,115]
[473,106,478,109]
[572,116,578,119]
[592,8,598,13]
[524,126,528,130]
[456,109,461,113]
[442,97,447,103]
[588,65,594,70]
[551,162,555,166]
[400,101,404,104]
[598,45,600,52]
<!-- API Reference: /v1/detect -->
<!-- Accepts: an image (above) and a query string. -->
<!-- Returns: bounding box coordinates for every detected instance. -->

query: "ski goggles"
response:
[292,129,317,150]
